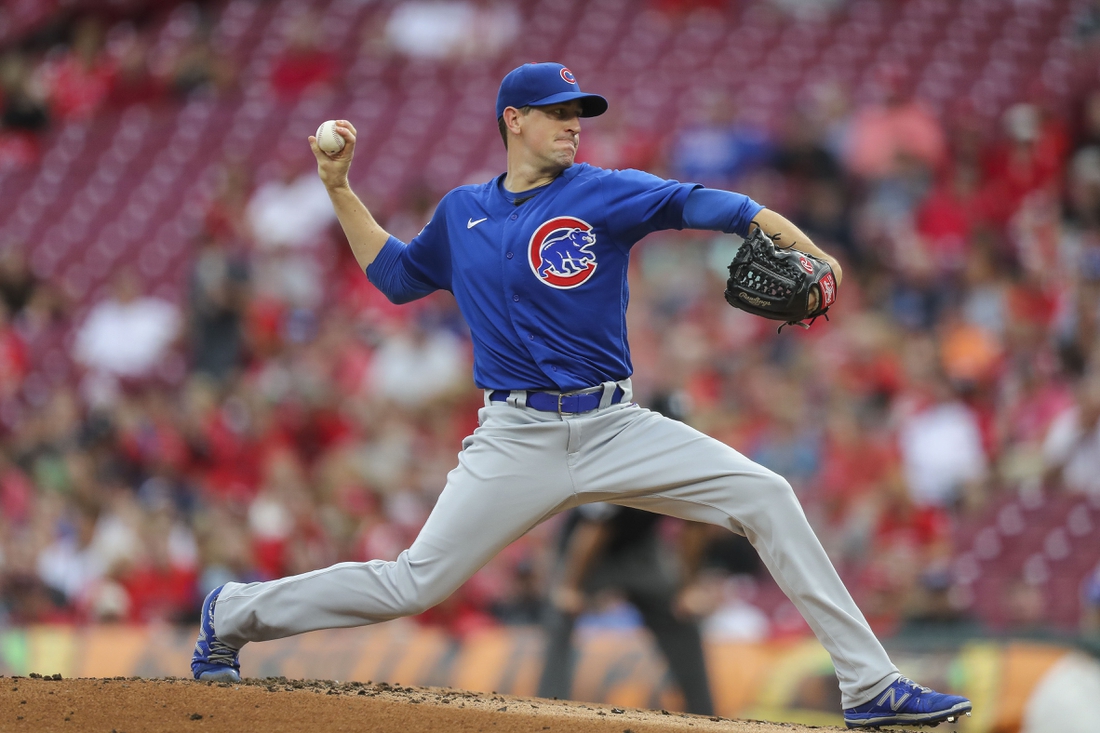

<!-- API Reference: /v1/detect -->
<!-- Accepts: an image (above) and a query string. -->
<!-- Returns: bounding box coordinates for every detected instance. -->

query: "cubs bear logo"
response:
[529,216,598,289]
[560,68,576,84]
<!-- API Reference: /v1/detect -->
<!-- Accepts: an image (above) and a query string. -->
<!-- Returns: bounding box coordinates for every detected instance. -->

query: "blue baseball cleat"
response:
[191,585,241,682]
[844,677,972,728]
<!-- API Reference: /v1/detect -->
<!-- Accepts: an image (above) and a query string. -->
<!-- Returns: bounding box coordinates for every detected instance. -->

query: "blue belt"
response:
[489,386,625,414]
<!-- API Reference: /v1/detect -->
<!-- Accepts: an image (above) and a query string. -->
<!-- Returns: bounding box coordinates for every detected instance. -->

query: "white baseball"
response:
[316,120,345,155]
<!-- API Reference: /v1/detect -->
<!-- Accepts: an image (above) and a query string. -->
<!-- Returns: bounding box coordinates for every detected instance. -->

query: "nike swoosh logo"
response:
[467,217,487,229]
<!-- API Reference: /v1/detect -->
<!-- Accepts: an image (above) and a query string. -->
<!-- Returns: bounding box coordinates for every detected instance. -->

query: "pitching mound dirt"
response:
[0,675,949,732]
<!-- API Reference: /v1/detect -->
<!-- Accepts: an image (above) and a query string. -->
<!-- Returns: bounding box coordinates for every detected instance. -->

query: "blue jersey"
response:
[367,163,760,391]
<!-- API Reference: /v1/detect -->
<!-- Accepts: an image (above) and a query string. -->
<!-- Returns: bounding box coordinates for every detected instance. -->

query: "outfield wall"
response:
[0,623,1083,732]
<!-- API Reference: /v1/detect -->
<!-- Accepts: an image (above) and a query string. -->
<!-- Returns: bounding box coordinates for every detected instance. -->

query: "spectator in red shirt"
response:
[818,408,898,530]
[915,163,985,275]
[183,389,276,504]
[203,161,255,246]
[119,520,198,624]
[37,16,116,121]
[106,29,164,109]
[0,302,28,400]
[269,13,335,101]
[0,448,33,526]
[979,103,1069,229]
[858,472,954,631]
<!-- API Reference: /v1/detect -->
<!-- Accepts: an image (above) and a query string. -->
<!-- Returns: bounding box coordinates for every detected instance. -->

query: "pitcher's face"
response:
[517,100,583,171]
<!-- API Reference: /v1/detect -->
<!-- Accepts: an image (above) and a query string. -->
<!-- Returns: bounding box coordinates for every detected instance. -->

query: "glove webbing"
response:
[731,257,802,301]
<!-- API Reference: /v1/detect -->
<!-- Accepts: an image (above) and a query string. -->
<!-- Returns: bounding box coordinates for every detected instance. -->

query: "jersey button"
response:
[512,294,520,302]
[528,334,534,340]
[510,213,518,220]
[505,252,513,259]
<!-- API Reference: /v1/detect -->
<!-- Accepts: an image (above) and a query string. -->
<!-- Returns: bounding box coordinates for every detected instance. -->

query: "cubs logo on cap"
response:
[496,63,608,119]
[529,216,598,289]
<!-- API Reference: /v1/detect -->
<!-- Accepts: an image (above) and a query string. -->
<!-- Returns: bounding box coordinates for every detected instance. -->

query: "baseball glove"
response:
[723,228,837,331]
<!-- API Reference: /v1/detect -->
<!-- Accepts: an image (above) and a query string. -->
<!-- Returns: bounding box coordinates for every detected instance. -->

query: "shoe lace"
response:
[205,637,239,666]
[897,677,933,695]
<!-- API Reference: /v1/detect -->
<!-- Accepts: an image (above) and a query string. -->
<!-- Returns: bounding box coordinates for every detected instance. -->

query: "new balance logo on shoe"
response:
[876,687,912,712]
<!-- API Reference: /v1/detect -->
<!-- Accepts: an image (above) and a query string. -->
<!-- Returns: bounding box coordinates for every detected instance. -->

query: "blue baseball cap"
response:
[495,63,608,120]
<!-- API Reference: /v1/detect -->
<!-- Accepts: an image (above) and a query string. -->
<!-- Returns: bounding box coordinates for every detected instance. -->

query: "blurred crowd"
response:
[1,0,1100,646]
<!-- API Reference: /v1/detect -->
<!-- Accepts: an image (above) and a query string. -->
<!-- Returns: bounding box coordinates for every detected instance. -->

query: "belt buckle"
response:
[557,393,566,414]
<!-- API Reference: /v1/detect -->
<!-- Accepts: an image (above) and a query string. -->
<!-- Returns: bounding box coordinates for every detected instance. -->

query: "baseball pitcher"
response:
[192,63,971,729]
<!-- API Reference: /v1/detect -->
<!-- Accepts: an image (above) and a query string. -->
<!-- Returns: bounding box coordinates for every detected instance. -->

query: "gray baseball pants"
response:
[213,380,900,708]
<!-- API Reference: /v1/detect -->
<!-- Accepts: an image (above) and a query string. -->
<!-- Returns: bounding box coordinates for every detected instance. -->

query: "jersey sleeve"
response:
[365,197,454,304]
[599,168,701,245]
[682,187,764,237]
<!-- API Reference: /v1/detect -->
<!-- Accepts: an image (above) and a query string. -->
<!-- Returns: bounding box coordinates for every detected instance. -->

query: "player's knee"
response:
[737,469,800,519]
[398,584,449,616]
[766,472,800,509]
[739,467,795,501]
[376,551,460,616]
[769,472,797,498]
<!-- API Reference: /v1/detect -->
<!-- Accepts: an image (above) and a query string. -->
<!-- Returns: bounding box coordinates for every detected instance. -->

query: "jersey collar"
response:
[493,164,585,207]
